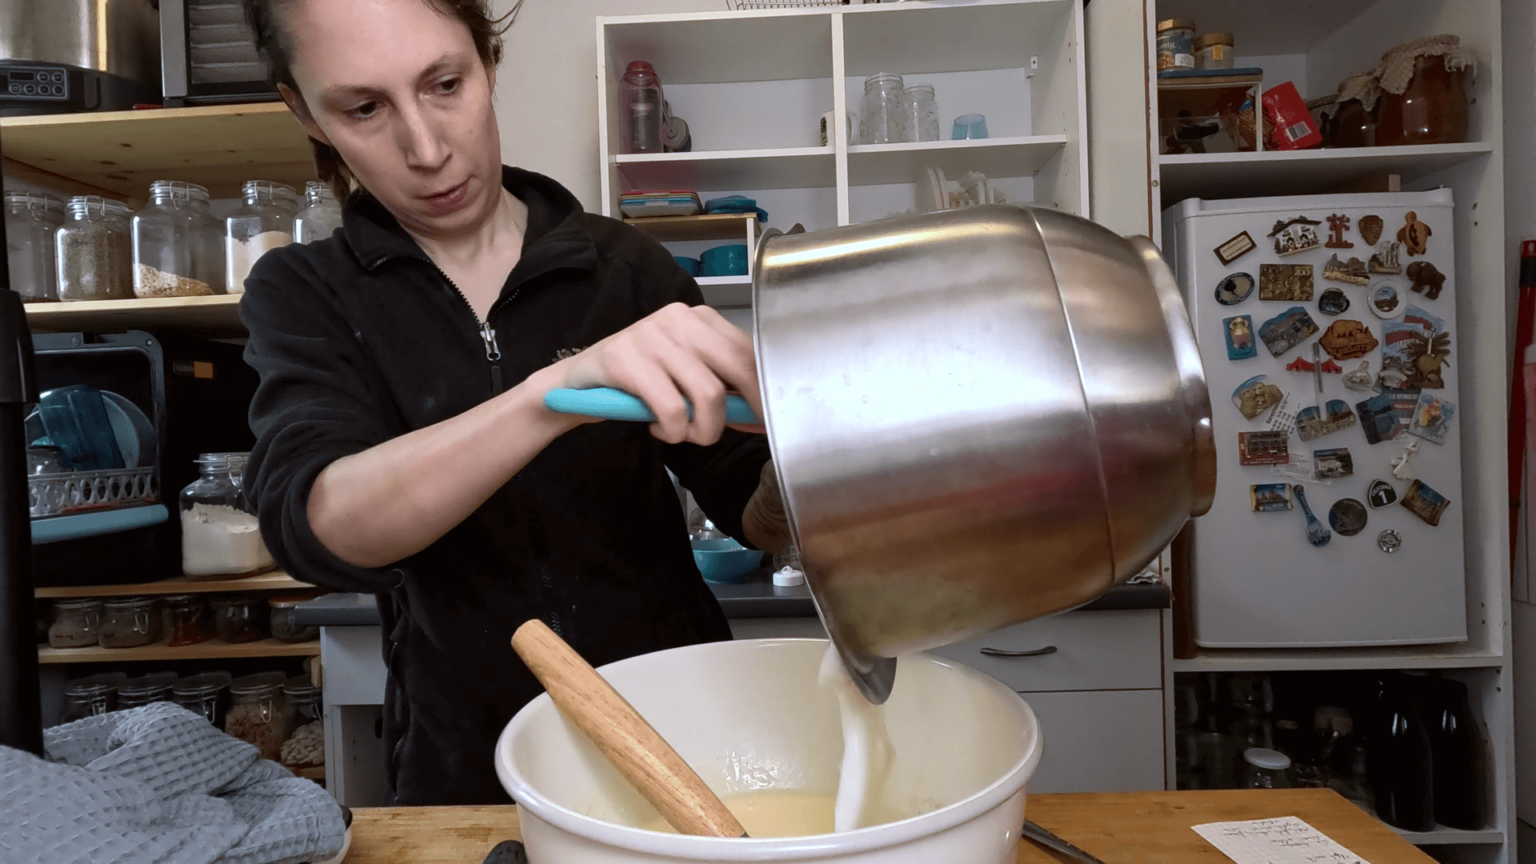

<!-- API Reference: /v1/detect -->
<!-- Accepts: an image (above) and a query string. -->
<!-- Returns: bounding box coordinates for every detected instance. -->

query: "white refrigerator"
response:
[1162,189,1466,648]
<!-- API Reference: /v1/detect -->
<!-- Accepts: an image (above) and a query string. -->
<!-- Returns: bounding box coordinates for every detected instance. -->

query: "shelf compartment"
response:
[36,571,313,599]
[38,636,319,664]
[841,0,1075,77]
[0,103,313,201]
[26,294,245,338]
[625,213,756,242]
[1159,143,1494,202]
[1171,646,1503,673]
[697,276,752,308]
[847,135,1067,187]
[603,11,834,85]
[616,147,835,191]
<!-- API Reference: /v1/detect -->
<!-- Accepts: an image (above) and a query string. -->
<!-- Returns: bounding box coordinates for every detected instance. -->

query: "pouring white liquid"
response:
[819,643,894,832]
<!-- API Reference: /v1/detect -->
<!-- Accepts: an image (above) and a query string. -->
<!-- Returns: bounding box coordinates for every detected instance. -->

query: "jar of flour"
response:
[180,452,275,579]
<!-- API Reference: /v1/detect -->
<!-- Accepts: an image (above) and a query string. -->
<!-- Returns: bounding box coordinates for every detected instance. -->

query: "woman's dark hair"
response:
[242,0,519,200]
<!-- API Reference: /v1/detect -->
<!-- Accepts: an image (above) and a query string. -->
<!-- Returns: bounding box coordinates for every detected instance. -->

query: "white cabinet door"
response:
[928,610,1162,693]
[1022,689,1165,794]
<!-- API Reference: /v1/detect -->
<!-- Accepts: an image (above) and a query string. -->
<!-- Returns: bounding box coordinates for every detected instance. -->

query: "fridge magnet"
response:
[1407,393,1455,445]
[1356,393,1399,444]
[1250,483,1294,512]
[1292,485,1331,547]
[1343,360,1374,392]
[1260,264,1315,301]
[1328,498,1368,537]
[1322,254,1369,286]
[1401,478,1451,527]
[1215,272,1256,305]
[1384,387,1422,433]
[1296,399,1358,441]
[1369,281,1406,319]
[1324,214,1354,248]
[1318,319,1379,361]
[1239,430,1291,466]
[1368,479,1399,509]
[1390,439,1421,481]
[1285,355,1343,374]
[1268,216,1323,256]
[1359,214,1385,246]
[1376,367,1410,390]
[1272,454,1322,485]
[1318,287,1351,316]
[1397,211,1432,256]
[1313,447,1354,479]
[1258,306,1319,356]
[1377,528,1403,553]
[1233,375,1284,420]
[1265,392,1298,437]
[1383,306,1451,389]
[1406,260,1447,300]
[1215,231,1257,266]
[1369,241,1402,275]
[1224,315,1257,360]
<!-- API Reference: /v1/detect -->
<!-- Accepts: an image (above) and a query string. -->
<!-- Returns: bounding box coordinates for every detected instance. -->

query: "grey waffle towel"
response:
[1,702,345,864]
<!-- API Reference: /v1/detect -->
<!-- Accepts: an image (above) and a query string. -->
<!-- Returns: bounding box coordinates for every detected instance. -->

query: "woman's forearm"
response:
[306,365,581,568]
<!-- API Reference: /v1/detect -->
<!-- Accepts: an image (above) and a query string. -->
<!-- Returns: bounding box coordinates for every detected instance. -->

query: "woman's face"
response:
[280,0,502,240]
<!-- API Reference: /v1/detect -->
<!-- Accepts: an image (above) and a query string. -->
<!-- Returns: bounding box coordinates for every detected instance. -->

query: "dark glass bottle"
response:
[1425,678,1483,830]
[1370,674,1435,832]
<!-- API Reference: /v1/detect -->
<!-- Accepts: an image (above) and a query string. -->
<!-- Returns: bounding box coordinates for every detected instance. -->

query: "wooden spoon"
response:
[510,619,748,838]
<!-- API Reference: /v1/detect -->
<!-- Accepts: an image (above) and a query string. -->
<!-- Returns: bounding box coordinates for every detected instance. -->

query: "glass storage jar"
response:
[900,84,940,142]
[56,196,134,302]
[132,180,221,299]
[1195,32,1235,70]
[1377,56,1469,146]
[162,593,213,647]
[280,675,325,766]
[47,598,102,648]
[181,452,275,579]
[98,597,160,648]
[268,594,320,643]
[618,61,665,154]
[4,191,64,302]
[226,180,298,294]
[211,594,267,643]
[226,672,286,760]
[172,670,233,725]
[860,73,905,144]
[60,672,128,723]
[1242,747,1293,788]
[117,671,178,709]
[294,181,344,244]
[1156,19,1196,71]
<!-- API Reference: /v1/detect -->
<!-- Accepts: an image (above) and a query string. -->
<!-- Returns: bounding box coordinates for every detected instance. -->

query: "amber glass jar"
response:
[1377,57,1468,145]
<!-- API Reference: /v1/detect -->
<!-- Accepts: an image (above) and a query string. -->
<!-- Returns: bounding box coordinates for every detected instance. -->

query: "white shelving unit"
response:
[596,0,1089,307]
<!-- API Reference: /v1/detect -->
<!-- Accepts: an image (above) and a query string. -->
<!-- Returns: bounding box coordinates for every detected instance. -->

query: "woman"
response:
[239,0,790,805]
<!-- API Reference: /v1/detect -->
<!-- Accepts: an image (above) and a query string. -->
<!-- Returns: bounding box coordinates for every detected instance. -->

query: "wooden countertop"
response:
[346,789,1434,864]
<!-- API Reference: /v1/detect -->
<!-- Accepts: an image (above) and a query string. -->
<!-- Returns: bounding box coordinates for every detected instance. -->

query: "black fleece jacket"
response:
[241,167,770,805]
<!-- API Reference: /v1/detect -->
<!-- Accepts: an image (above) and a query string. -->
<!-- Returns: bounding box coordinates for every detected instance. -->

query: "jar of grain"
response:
[132,181,222,299]
[162,593,213,647]
[294,181,343,245]
[226,180,298,294]
[226,671,286,761]
[280,675,325,767]
[116,671,178,708]
[56,196,133,302]
[47,598,102,648]
[60,672,128,723]
[181,452,275,579]
[98,597,161,648]
[268,593,320,643]
[4,191,65,303]
[172,670,233,725]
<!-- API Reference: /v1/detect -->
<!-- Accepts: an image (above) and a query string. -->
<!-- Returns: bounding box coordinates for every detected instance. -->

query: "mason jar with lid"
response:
[280,675,325,767]
[211,594,267,643]
[226,672,286,761]
[162,593,213,647]
[294,181,344,245]
[132,180,222,299]
[172,669,233,725]
[900,84,940,143]
[268,593,320,643]
[860,73,906,144]
[4,191,65,302]
[226,180,298,294]
[60,672,128,724]
[181,452,275,579]
[117,671,178,709]
[47,598,102,648]
[56,196,134,301]
[98,597,161,648]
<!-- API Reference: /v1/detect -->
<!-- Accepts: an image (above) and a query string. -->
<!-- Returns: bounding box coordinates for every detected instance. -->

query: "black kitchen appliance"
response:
[0,61,154,117]
[160,0,280,107]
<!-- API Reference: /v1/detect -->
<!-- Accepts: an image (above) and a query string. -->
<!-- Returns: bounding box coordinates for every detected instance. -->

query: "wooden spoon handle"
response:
[510,620,748,838]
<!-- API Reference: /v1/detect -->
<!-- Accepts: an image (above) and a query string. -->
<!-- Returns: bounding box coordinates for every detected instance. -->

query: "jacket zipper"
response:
[416,257,524,396]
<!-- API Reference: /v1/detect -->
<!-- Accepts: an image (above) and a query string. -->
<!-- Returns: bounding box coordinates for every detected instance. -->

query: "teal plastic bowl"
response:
[691,538,763,584]
[674,256,701,276]
[699,259,749,277]
[701,244,748,262]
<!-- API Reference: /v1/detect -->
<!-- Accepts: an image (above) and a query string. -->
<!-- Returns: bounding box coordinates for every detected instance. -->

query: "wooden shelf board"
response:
[847,135,1068,186]
[624,213,755,242]
[293,765,326,781]
[616,147,835,191]
[26,294,246,338]
[1171,646,1503,673]
[0,103,314,201]
[39,636,319,664]
[36,571,314,599]
[1158,143,1494,202]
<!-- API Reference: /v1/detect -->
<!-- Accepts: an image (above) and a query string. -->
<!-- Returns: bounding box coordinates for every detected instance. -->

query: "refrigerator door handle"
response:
[979,645,1059,658]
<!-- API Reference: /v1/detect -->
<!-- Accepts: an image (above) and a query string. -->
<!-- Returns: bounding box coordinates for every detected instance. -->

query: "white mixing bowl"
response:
[495,638,1042,863]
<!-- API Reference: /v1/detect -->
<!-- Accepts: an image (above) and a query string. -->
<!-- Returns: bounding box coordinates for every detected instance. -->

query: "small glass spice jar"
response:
[226,671,286,761]
[1195,32,1235,70]
[98,597,161,648]
[47,598,102,648]
[1157,19,1197,71]
[226,180,298,294]
[4,190,65,303]
[212,594,267,643]
[268,593,320,643]
[59,672,128,724]
[172,670,233,725]
[132,180,222,299]
[56,196,134,302]
[162,594,213,647]
[181,452,275,579]
[294,181,344,245]
[117,671,178,709]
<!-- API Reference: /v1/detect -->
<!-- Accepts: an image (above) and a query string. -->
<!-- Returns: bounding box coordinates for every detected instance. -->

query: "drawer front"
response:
[320,625,387,706]
[1024,689,1165,793]
[928,609,1160,692]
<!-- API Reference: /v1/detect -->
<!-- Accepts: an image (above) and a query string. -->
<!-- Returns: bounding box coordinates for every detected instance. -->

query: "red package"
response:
[1262,82,1322,150]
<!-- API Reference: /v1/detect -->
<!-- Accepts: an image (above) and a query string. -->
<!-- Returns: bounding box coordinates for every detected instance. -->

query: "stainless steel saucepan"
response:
[752,205,1215,703]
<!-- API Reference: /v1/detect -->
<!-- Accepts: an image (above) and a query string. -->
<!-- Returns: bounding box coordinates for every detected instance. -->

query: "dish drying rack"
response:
[30,467,158,519]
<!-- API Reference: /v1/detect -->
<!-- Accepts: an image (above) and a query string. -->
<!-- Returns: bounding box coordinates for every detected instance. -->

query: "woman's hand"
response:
[555,303,764,445]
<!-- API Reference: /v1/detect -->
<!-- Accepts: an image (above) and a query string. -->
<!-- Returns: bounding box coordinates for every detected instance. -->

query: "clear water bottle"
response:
[294,181,343,245]
[619,61,665,154]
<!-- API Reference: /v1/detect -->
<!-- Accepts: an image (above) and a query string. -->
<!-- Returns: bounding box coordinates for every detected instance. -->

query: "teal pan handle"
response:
[544,387,761,425]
